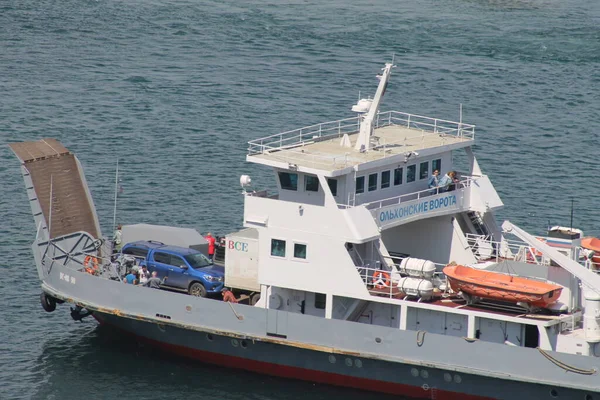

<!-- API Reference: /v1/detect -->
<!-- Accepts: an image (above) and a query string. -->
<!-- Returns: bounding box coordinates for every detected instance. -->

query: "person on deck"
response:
[438,171,456,192]
[123,271,137,285]
[204,232,216,262]
[222,287,238,303]
[113,225,123,253]
[138,265,150,285]
[144,271,167,289]
[428,170,440,195]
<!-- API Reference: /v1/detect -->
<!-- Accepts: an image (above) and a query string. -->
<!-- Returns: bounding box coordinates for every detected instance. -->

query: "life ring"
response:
[84,255,99,274]
[373,271,391,289]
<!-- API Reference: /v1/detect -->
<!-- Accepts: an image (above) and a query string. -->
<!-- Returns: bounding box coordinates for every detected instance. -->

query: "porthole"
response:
[206,333,214,341]
[444,373,452,382]
[354,359,362,368]
[375,337,382,343]
[420,370,429,379]
[185,305,192,313]
[345,358,353,367]
[411,368,419,377]
[231,339,239,347]
[240,340,248,348]
[328,355,336,364]
[550,389,558,398]
[157,324,166,333]
[454,374,462,384]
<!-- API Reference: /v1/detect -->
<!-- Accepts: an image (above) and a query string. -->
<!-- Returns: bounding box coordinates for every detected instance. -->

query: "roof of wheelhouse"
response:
[246,63,475,177]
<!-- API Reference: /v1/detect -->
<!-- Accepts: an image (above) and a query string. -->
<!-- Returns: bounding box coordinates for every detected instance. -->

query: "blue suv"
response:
[121,241,224,297]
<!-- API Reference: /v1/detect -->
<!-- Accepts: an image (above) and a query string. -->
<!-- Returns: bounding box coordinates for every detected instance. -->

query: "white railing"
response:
[375,111,475,140]
[359,177,474,211]
[355,260,447,301]
[247,110,476,156]
[465,233,549,265]
[247,116,361,155]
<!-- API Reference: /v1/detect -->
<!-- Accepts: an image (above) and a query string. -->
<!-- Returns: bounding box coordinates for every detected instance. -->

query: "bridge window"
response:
[294,243,307,259]
[381,170,390,188]
[420,161,429,180]
[327,178,338,196]
[407,165,416,183]
[314,293,326,309]
[368,173,378,192]
[271,239,286,257]
[394,167,403,185]
[432,159,441,173]
[356,176,365,194]
[279,172,298,191]
[305,175,319,192]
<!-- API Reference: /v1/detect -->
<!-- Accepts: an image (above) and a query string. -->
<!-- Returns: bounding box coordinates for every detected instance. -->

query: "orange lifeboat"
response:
[581,237,600,270]
[443,264,563,308]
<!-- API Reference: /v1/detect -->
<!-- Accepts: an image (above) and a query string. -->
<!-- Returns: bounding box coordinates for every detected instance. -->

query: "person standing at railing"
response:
[428,170,440,195]
[438,171,456,192]
[449,171,460,191]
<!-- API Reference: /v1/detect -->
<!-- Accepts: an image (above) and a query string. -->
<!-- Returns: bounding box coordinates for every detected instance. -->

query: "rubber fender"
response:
[40,292,56,313]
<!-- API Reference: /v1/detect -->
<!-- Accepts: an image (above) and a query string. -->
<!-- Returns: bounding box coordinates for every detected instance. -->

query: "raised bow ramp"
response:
[10,139,103,278]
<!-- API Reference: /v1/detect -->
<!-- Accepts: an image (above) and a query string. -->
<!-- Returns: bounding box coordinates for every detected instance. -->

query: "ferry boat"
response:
[9,63,600,400]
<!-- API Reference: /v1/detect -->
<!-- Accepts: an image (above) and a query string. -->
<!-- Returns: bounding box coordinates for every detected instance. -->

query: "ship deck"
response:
[247,111,475,173]
[369,287,572,321]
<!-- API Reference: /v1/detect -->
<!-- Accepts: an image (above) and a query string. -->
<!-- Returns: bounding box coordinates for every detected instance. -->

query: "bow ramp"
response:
[10,139,103,278]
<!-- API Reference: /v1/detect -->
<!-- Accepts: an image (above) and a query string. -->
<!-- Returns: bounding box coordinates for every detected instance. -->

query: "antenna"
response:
[570,198,574,233]
[112,159,119,233]
[48,175,53,239]
[459,104,463,137]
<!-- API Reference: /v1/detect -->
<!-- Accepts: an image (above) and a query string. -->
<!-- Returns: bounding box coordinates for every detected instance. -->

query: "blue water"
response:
[1,0,599,398]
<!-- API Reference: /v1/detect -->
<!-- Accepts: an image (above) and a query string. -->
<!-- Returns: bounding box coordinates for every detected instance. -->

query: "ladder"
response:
[467,211,488,236]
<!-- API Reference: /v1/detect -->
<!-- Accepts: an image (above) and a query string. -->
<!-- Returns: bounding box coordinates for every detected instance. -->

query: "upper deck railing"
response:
[247,111,476,156]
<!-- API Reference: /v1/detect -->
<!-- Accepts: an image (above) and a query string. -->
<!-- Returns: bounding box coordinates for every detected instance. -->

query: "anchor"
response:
[70,305,93,322]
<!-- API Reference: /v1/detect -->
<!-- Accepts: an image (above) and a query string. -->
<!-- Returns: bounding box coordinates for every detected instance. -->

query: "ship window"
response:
[278,172,298,191]
[368,173,377,192]
[419,161,429,180]
[407,165,416,183]
[381,170,390,189]
[394,167,403,185]
[294,243,307,259]
[305,175,319,192]
[432,159,441,173]
[327,178,338,196]
[355,176,365,194]
[154,252,171,264]
[270,239,286,257]
[314,293,326,309]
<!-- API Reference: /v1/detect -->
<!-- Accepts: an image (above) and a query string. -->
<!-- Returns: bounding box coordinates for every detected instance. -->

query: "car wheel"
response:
[189,282,207,297]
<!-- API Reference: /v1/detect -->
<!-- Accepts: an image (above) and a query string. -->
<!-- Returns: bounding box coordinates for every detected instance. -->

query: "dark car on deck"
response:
[121,241,224,297]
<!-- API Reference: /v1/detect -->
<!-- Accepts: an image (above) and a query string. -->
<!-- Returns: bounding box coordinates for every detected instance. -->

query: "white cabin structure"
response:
[228,63,600,357]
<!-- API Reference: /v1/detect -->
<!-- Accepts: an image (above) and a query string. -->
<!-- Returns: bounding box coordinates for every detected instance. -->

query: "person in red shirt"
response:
[222,288,238,303]
[205,232,216,261]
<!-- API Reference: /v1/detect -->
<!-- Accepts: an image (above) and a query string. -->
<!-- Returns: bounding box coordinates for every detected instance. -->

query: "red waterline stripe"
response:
[94,314,493,400]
